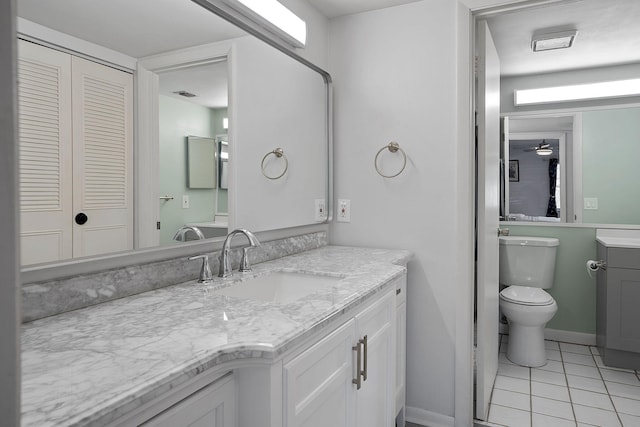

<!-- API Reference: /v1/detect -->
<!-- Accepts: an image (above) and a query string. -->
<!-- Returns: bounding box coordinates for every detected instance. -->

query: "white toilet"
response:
[499,236,559,367]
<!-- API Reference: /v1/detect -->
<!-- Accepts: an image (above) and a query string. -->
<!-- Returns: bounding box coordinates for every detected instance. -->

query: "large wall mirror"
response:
[485,0,640,227]
[16,0,331,274]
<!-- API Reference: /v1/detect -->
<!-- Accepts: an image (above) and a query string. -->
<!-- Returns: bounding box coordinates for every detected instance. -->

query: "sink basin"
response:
[214,272,343,304]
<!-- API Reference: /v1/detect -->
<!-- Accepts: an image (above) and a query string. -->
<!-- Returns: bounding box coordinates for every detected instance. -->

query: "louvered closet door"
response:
[18,40,73,265]
[71,56,133,257]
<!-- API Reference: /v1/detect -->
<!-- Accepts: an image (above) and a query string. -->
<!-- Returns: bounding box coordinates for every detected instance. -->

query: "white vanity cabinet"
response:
[283,286,396,427]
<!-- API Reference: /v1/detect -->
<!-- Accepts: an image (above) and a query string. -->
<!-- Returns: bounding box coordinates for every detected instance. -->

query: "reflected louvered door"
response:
[18,40,73,265]
[71,56,133,257]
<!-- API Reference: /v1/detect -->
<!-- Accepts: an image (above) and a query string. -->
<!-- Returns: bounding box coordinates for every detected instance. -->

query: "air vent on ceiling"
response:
[173,90,196,98]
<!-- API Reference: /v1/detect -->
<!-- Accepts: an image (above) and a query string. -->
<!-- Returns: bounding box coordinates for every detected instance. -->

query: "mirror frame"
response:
[21,1,333,283]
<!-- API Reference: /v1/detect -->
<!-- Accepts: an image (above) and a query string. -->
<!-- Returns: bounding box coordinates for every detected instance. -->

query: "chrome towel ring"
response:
[261,147,288,180]
[374,142,407,178]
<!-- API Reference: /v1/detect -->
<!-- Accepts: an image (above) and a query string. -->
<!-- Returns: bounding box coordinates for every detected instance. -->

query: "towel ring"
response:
[374,142,407,178]
[261,147,288,180]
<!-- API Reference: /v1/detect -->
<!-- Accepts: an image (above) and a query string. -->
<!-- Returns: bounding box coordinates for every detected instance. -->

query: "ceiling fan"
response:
[524,140,553,156]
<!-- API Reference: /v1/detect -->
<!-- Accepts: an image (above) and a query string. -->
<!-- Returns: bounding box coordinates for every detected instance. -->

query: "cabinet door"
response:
[17,40,74,265]
[284,320,356,427]
[142,374,235,427]
[606,268,640,353]
[355,291,395,427]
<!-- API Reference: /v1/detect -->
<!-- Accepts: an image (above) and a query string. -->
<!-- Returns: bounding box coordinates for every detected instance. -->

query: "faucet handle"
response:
[239,247,255,273]
[189,254,213,283]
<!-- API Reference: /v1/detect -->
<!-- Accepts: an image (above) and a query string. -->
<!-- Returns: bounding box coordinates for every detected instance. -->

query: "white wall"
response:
[328,1,474,425]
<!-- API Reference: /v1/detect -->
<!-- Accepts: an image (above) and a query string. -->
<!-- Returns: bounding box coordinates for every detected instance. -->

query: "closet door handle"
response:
[352,341,362,390]
[75,213,88,225]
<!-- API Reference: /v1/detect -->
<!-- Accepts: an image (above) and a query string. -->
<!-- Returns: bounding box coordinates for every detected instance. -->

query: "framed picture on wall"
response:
[509,160,519,182]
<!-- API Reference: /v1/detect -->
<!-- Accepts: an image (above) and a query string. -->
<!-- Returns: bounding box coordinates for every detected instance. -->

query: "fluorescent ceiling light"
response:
[224,0,306,48]
[532,30,577,52]
[514,79,640,105]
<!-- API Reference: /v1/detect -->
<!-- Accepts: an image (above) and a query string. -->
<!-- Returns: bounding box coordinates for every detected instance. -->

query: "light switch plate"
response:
[182,195,190,209]
[584,197,598,210]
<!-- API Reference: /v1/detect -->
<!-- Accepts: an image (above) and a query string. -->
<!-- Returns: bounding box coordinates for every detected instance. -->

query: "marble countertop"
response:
[21,245,411,426]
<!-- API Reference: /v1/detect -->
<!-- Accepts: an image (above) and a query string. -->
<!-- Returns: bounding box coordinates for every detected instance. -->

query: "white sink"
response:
[214,272,343,304]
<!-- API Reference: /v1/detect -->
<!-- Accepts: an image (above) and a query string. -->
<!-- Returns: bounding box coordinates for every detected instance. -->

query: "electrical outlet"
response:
[314,199,326,221]
[337,199,351,222]
[182,195,190,209]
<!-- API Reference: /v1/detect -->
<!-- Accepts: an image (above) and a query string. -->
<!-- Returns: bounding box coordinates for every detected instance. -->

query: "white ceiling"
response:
[158,61,229,109]
[306,0,420,18]
[17,0,246,58]
[17,0,640,89]
[485,0,640,76]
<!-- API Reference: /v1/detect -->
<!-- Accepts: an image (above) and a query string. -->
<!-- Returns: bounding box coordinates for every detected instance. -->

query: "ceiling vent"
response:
[173,90,196,98]
[532,30,577,52]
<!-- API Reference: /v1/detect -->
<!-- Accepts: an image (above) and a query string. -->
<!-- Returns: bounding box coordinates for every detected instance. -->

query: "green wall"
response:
[506,225,597,334]
[582,107,640,224]
[159,96,217,245]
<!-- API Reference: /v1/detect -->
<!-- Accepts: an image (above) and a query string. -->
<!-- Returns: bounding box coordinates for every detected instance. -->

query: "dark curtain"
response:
[546,158,559,217]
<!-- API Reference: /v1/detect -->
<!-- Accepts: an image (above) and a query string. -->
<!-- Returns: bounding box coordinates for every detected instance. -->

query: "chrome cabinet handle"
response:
[361,335,368,382]
[352,341,362,390]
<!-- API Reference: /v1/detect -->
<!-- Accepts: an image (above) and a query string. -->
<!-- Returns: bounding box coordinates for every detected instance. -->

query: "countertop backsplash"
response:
[21,231,328,322]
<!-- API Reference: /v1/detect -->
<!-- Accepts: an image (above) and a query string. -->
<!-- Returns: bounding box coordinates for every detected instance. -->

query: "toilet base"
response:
[506,323,547,367]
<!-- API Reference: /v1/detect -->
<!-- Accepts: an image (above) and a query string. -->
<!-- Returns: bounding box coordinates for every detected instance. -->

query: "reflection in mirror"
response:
[506,136,563,222]
[158,62,229,245]
[488,0,640,227]
[16,0,330,270]
[503,107,640,226]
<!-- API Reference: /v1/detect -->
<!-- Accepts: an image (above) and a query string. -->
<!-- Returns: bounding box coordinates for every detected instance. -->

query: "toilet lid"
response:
[500,286,554,306]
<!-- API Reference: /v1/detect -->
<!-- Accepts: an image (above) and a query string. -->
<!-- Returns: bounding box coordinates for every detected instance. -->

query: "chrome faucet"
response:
[173,225,205,242]
[188,254,213,284]
[218,229,260,278]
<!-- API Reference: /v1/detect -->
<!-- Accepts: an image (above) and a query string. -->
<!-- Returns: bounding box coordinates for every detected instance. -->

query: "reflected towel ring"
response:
[374,142,407,178]
[261,147,289,180]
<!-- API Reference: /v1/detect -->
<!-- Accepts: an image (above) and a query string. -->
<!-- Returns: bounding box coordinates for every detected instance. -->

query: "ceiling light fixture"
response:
[223,0,306,48]
[532,30,577,52]
[535,141,553,156]
[514,78,640,105]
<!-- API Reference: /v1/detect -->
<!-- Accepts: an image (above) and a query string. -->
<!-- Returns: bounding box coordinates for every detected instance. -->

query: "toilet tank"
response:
[499,236,559,288]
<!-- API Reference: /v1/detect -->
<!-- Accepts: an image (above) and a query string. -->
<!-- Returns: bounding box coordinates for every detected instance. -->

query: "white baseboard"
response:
[500,326,596,346]
[406,406,454,427]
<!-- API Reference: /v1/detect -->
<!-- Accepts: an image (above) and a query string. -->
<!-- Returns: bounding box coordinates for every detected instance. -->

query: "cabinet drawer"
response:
[607,247,640,269]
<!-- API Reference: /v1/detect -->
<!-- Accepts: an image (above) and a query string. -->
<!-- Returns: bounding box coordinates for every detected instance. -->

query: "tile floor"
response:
[486,336,640,427]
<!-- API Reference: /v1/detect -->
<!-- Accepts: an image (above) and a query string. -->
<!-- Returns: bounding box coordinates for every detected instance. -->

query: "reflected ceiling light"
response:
[514,78,640,105]
[223,0,306,48]
[532,30,577,52]
[535,141,553,156]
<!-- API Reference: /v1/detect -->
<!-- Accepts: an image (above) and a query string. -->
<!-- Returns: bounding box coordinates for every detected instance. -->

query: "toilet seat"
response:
[500,286,554,306]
